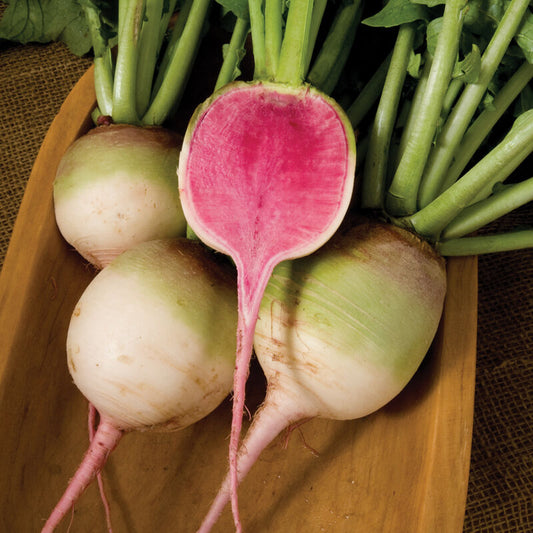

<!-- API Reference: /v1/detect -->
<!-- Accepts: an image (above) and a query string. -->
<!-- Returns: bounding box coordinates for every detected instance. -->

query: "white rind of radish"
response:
[54,125,187,269]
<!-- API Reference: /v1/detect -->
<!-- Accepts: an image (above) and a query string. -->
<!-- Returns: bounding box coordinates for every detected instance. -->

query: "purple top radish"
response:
[177,0,357,526]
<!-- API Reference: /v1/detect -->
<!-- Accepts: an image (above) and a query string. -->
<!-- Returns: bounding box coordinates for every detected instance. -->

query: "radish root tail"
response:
[41,417,122,533]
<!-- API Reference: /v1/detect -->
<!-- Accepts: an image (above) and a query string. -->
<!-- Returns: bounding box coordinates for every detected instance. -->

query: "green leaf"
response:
[463,0,507,37]
[452,43,481,82]
[411,0,446,6]
[215,0,250,21]
[362,0,430,28]
[407,49,422,77]
[0,0,93,56]
[425,15,441,56]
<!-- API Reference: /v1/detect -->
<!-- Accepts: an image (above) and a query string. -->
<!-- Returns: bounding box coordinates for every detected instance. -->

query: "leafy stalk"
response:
[386,0,467,216]
[264,0,283,78]
[135,0,165,117]
[113,0,145,124]
[439,77,464,124]
[157,0,180,48]
[404,109,533,241]
[80,0,114,117]
[346,52,392,130]
[304,0,327,74]
[394,51,432,168]
[441,177,533,240]
[417,0,531,208]
[249,0,267,78]
[436,229,533,256]
[275,0,314,85]
[307,0,363,93]
[141,0,211,125]
[361,23,415,210]
[151,0,193,95]
[441,59,533,192]
[215,17,251,91]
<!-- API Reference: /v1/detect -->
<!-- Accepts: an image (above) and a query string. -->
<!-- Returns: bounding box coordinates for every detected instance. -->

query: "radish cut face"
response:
[179,82,356,275]
[178,80,356,528]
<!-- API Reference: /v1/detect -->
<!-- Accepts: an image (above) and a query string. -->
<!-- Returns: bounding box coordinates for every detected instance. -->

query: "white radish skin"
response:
[67,239,237,430]
[54,125,187,269]
[197,221,447,532]
[43,238,237,532]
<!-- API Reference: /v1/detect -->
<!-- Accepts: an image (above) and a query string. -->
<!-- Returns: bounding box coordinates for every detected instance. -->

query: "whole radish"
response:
[52,0,212,268]
[42,238,237,532]
[54,125,186,268]
[196,220,447,532]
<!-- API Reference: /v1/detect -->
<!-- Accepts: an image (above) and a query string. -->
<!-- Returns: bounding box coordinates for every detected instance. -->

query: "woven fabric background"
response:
[1,37,531,533]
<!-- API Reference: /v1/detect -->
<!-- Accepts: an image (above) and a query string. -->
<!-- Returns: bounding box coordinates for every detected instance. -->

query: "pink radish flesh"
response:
[178,81,355,529]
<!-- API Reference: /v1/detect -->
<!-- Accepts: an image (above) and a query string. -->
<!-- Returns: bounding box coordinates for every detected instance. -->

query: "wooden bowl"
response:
[0,67,477,532]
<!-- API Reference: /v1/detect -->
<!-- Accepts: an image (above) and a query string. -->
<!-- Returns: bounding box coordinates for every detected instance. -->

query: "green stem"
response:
[361,24,415,210]
[417,0,531,208]
[113,0,146,124]
[81,1,114,117]
[157,0,179,47]
[118,1,128,43]
[304,0,327,75]
[405,109,533,241]
[469,142,533,204]
[317,27,356,96]
[441,177,533,240]
[439,77,464,124]
[93,54,115,117]
[436,229,533,256]
[141,0,211,125]
[135,0,165,118]
[276,0,313,85]
[249,0,266,79]
[215,17,250,91]
[394,51,431,168]
[441,59,533,193]
[386,0,466,216]
[346,52,391,130]
[265,0,283,78]
[306,0,363,93]
[152,0,192,95]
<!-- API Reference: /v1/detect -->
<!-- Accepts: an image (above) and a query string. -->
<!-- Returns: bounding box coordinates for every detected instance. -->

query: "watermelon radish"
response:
[177,0,357,528]
[196,219,447,532]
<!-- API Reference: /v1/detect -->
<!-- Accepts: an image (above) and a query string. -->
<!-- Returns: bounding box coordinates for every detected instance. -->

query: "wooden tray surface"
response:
[0,66,477,533]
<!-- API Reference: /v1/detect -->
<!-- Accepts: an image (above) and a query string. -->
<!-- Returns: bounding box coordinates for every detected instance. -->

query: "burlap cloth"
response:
[1,38,531,533]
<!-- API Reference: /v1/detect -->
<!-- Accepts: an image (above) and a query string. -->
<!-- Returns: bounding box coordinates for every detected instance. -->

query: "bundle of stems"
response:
[344,0,532,255]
